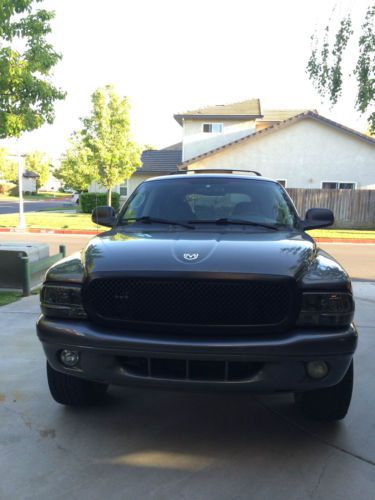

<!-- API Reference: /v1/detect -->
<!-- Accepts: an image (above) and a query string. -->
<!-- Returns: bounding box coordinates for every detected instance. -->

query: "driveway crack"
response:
[309,452,332,498]
[253,396,375,468]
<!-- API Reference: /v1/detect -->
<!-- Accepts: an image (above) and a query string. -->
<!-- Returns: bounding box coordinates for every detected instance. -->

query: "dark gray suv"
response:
[37,174,356,420]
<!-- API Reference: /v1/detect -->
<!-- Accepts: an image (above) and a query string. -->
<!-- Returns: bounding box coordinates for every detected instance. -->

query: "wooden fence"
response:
[287,189,375,228]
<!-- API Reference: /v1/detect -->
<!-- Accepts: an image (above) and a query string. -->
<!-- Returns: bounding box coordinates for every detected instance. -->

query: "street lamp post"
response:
[17,140,26,230]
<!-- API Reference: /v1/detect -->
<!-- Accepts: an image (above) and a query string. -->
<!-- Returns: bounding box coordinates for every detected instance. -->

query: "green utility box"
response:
[0,242,50,290]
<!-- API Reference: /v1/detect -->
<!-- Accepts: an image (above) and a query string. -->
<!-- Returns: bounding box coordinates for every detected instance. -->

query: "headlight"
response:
[40,284,87,319]
[297,292,354,327]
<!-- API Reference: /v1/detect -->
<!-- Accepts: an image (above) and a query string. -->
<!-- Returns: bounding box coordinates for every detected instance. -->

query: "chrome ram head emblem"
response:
[183,253,199,261]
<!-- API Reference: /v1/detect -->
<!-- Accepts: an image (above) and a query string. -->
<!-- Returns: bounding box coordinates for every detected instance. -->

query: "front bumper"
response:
[37,316,358,392]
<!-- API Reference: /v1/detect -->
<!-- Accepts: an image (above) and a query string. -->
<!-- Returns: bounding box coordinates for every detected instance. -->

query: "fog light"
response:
[60,349,80,367]
[306,361,328,379]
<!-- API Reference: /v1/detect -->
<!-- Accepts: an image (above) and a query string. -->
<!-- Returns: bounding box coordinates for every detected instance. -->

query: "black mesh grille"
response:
[84,277,295,330]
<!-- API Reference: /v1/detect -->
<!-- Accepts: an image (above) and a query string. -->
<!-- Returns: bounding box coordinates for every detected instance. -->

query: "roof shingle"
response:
[136,149,182,175]
[174,99,262,125]
[260,109,313,122]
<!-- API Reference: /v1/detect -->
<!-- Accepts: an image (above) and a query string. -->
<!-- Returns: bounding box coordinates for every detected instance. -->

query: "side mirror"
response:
[302,208,334,230]
[92,206,116,227]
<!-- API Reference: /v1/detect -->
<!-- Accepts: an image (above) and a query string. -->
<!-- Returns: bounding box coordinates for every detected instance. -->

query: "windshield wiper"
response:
[189,218,278,231]
[121,216,195,229]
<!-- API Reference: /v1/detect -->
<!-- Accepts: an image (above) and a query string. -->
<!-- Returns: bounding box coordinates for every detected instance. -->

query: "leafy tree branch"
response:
[0,0,65,138]
[307,4,375,132]
[81,85,141,205]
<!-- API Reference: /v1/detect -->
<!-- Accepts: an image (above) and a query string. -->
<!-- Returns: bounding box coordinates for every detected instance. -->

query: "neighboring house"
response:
[1,154,39,193]
[39,173,62,192]
[0,170,38,193]
[88,144,182,200]
[22,170,38,193]
[128,144,183,195]
[89,180,125,198]
[104,99,375,198]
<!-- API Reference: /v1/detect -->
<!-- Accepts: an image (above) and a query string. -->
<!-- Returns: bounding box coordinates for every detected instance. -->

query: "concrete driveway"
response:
[0,282,374,499]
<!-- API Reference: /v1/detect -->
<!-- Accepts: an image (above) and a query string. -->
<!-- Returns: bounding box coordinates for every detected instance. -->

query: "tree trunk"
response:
[107,188,112,206]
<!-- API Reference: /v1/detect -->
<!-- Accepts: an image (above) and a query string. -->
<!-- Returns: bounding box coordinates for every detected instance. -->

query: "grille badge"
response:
[114,293,129,301]
[183,253,199,261]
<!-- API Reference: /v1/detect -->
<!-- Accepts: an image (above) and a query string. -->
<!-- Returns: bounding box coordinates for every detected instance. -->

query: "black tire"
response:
[47,362,108,406]
[294,361,353,421]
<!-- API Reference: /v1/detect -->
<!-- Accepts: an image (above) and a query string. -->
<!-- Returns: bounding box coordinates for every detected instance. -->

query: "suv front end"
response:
[37,174,357,420]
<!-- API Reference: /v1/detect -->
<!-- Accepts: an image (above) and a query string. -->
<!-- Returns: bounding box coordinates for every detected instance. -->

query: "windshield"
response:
[118,177,298,228]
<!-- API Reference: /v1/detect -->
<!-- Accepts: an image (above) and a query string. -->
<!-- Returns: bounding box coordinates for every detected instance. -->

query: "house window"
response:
[322,182,338,189]
[322,182,356,190]
[339,182,356,190]
[276,180,287,187]
[119,180,128,196]
[203,123,223,133]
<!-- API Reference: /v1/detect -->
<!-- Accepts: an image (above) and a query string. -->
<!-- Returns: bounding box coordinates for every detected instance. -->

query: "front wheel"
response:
[47,362,108,406]
[294,361,353,421]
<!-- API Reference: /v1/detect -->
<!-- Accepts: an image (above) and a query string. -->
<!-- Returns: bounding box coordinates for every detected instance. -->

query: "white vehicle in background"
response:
[70,192,80,204]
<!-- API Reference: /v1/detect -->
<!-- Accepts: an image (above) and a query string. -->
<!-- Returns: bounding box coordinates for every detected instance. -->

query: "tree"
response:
[0,147,17,181]
[24,150,50,189]
[56,132,98,191]
[81,85,141,205]
[307,5,375,132]
[0,0,65,139]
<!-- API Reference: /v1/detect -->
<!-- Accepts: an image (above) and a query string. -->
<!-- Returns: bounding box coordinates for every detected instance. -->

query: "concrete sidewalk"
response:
[0,283,374,499]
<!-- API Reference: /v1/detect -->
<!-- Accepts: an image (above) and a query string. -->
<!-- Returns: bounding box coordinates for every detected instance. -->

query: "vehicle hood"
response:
[82,229,316,279]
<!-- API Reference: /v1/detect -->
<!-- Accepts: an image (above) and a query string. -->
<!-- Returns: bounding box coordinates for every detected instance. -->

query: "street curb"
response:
[0,227,374,242]
[42,198,72,202]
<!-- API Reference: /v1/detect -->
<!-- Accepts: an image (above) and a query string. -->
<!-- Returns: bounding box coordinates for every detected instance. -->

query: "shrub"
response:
[79,192,120,213]
[0,181,16,195]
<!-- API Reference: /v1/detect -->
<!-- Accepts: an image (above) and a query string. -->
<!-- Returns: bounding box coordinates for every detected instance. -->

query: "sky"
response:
[3,0,372,161]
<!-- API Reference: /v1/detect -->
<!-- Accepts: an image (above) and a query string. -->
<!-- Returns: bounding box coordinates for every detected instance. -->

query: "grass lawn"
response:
[36,191,72,198]
[308,229,375,240]
[0,291,21,306]
[0,212,101,231]
[35,205,75,212]
[0,191,72,201]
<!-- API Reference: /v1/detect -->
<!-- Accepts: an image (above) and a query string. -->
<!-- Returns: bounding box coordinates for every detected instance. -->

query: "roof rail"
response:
[186,169,262,176]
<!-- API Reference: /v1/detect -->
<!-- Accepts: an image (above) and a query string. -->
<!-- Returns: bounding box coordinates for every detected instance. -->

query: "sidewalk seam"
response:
[254,396,375,468]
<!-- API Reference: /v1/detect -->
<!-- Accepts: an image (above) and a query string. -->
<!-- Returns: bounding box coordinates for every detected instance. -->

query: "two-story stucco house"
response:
[112,98,375,198]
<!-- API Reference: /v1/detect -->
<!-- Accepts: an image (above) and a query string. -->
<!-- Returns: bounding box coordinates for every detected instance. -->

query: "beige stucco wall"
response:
[128,174,151,195]
[185,118,375,189]
[40,175,62,192]
[90,174,164,201]
[182,119,256,162]
[89,182,120,194]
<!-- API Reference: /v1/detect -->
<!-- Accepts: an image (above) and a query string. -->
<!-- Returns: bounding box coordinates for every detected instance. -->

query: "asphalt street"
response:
[0,231,374,280]
[0,282,374,499]
[0,199,75,214]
